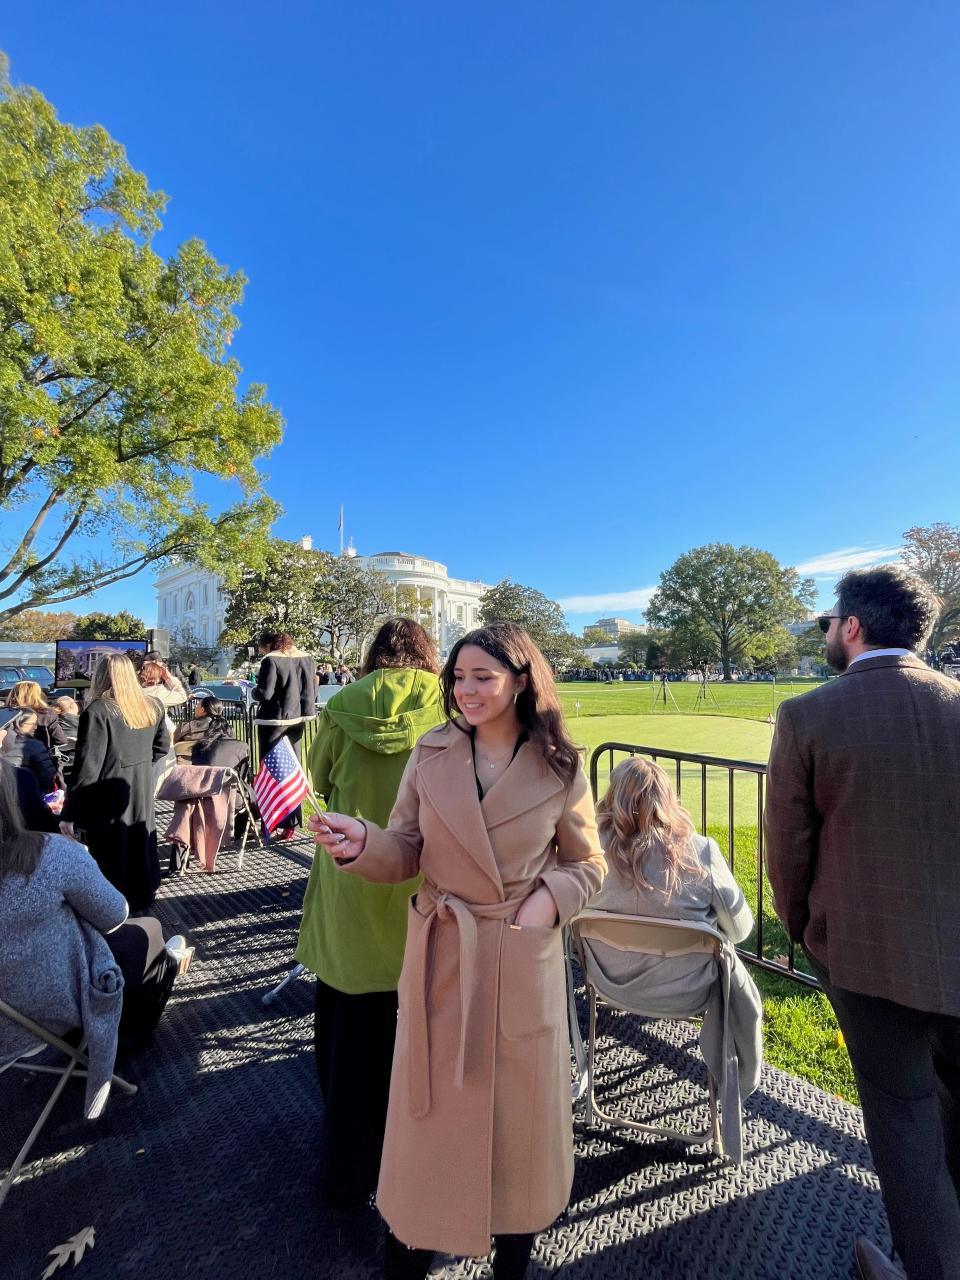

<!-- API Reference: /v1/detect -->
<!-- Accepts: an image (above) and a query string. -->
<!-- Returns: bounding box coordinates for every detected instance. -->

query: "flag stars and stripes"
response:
[253,736,309,833]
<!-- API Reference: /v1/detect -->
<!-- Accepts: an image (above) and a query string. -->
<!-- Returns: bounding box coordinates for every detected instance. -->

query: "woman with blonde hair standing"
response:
[311,623,606,1279]
[61,654,169,911]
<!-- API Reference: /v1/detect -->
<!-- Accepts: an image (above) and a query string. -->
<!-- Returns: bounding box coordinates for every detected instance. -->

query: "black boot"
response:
[492,1232,535,1279]
[382,1230,434,1280]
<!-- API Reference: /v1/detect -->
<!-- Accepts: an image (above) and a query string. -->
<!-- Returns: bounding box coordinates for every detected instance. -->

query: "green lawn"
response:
[558,701,859,1103]
[557,677,825,722]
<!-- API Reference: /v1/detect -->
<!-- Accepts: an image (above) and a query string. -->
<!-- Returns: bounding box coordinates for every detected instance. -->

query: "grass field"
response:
[556,678,825,722]
[555,687,858,1102]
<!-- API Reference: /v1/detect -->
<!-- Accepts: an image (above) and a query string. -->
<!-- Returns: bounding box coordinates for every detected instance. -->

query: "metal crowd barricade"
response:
[588,742,818,990]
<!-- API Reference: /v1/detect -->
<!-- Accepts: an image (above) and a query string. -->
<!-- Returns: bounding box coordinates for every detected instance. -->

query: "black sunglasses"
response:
[817,614,850,634]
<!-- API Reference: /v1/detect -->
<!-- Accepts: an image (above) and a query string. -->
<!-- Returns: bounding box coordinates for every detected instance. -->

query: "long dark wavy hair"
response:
[0,762,46,880]
[362,618,440,677]
[441,623,580,784]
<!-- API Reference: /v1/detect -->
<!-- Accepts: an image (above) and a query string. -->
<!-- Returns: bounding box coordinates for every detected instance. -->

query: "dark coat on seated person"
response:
[2,732,58,792]
[191,734,249,773]
[0,758,59,832]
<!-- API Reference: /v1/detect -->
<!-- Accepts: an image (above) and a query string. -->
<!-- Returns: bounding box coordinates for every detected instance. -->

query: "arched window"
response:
[202,583,209,607]
[184,591,195,612]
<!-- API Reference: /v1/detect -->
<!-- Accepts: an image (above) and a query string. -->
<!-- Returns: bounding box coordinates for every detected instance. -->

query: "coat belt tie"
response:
[407,885,528,1118]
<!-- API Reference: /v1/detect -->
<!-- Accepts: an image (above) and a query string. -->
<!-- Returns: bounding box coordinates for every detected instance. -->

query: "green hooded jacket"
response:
[295,667,445,993]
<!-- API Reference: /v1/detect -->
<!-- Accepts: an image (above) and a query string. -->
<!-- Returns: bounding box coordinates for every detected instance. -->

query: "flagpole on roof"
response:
[338,504,344,556]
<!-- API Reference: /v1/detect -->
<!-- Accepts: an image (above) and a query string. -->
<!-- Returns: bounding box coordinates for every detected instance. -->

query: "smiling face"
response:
[452,644,527,728]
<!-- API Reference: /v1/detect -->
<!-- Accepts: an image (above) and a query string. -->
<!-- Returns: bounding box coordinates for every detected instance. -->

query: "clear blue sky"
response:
[5,3,958,630]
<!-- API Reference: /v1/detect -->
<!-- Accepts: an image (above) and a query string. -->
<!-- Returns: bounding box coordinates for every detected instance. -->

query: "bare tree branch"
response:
[0,503,86,601]
[0,487,62,580]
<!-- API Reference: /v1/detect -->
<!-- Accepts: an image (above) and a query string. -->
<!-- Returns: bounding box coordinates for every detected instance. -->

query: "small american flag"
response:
[253,736,309,832]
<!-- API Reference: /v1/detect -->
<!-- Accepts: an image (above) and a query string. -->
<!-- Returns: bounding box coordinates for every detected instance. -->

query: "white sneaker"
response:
[164,935,194,975]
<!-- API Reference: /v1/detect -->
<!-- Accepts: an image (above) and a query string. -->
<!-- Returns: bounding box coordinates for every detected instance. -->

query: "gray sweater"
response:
[0,835,128,1117]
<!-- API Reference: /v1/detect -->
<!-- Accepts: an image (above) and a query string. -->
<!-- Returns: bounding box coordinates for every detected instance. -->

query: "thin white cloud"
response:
[557,586,657,614]
[793,546,903,577]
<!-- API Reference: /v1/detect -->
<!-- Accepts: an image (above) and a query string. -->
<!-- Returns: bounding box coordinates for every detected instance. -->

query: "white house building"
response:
[353,549,491,654]
[155,561,228,669]
[154,544,493,669]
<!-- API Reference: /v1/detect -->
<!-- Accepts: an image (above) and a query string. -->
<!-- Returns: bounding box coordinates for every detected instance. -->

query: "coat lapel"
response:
[480,741,565,830]
[416,726,503,895]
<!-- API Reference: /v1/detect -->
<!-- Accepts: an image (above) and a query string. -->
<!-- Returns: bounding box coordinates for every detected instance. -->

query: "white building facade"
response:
[154,562,230,672]
[155,547,493,669]
[354,550,492,654]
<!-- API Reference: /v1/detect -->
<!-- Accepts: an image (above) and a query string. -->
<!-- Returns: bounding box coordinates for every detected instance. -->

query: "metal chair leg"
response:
[0,1053,80,1209]
[261,963,306,1006]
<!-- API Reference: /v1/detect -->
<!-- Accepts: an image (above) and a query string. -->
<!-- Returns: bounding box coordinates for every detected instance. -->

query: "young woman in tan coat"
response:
[310,624,605,1280]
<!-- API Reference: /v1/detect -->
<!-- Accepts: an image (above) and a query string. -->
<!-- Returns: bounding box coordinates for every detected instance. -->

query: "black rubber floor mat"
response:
[1,825,885,1279]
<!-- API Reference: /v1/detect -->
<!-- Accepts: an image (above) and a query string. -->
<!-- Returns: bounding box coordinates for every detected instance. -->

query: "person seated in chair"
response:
[0,714,58,793]
[51,696,80,768]
[173,697,249,772]
[0,766,186,1085]
[584,758,763,1150]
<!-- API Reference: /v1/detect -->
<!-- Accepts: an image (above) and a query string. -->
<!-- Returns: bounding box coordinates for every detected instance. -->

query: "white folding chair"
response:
[569,910,728,1158]
[0,999,137,1209]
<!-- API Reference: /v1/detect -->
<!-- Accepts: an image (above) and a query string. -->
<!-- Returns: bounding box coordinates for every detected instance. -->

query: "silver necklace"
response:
[477,746,512,770]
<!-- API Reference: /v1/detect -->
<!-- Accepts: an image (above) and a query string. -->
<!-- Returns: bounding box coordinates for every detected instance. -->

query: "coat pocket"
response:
[499,924,564,1040]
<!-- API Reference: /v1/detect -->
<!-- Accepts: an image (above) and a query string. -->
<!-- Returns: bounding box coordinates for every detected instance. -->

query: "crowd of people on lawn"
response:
[0,565,957,1280]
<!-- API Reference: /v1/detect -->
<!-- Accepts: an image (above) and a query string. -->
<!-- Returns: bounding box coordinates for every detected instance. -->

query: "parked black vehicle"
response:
[0,665,57,700]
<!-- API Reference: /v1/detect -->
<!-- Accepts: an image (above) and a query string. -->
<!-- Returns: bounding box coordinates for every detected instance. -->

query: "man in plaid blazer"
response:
[765,565,960,1280]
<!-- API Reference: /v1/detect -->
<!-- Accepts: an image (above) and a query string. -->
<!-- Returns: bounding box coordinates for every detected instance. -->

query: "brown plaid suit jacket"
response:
[764,653,960,1015]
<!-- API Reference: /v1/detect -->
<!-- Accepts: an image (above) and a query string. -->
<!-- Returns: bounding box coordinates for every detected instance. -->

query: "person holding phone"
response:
[310,624,605,1280]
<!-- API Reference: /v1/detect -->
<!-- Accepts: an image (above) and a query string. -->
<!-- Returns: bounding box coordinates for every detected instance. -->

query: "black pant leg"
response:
[105,916,176,1051]
[934,1016,960,1202]
[810,957,960,1280]
[382,1230,433,1280]
[313,978,398,1209]
[492,1232,535,1279]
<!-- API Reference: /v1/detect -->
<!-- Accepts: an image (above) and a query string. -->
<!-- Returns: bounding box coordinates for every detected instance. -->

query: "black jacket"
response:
[2,734,57,791]
[252,650,316,725]
[0,759,59,832]
[63,699,168,911]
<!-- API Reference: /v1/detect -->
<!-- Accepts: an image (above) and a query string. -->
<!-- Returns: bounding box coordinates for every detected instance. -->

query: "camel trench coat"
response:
[341,720,606,1256]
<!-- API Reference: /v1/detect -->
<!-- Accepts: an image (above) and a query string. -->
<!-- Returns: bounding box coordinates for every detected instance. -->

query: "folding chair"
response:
[568,910,729,1159]
[159,764,263,873]
[0,999,137,1209]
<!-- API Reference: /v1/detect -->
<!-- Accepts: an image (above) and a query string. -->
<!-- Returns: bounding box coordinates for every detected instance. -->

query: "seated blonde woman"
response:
[584,757,763,1159]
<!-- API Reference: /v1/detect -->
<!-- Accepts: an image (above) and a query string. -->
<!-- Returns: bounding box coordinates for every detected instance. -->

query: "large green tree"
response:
[617,631,650,666]
[220,540,333,654]
[646,544,815,681]
[478,579,583,669]
[221,542,396,661]
[319,557,395,661]
[582,626,612,648]
[900,522,960,649]
[0,57,282,625]
[70,609,147,640]
[168,621,221,674]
